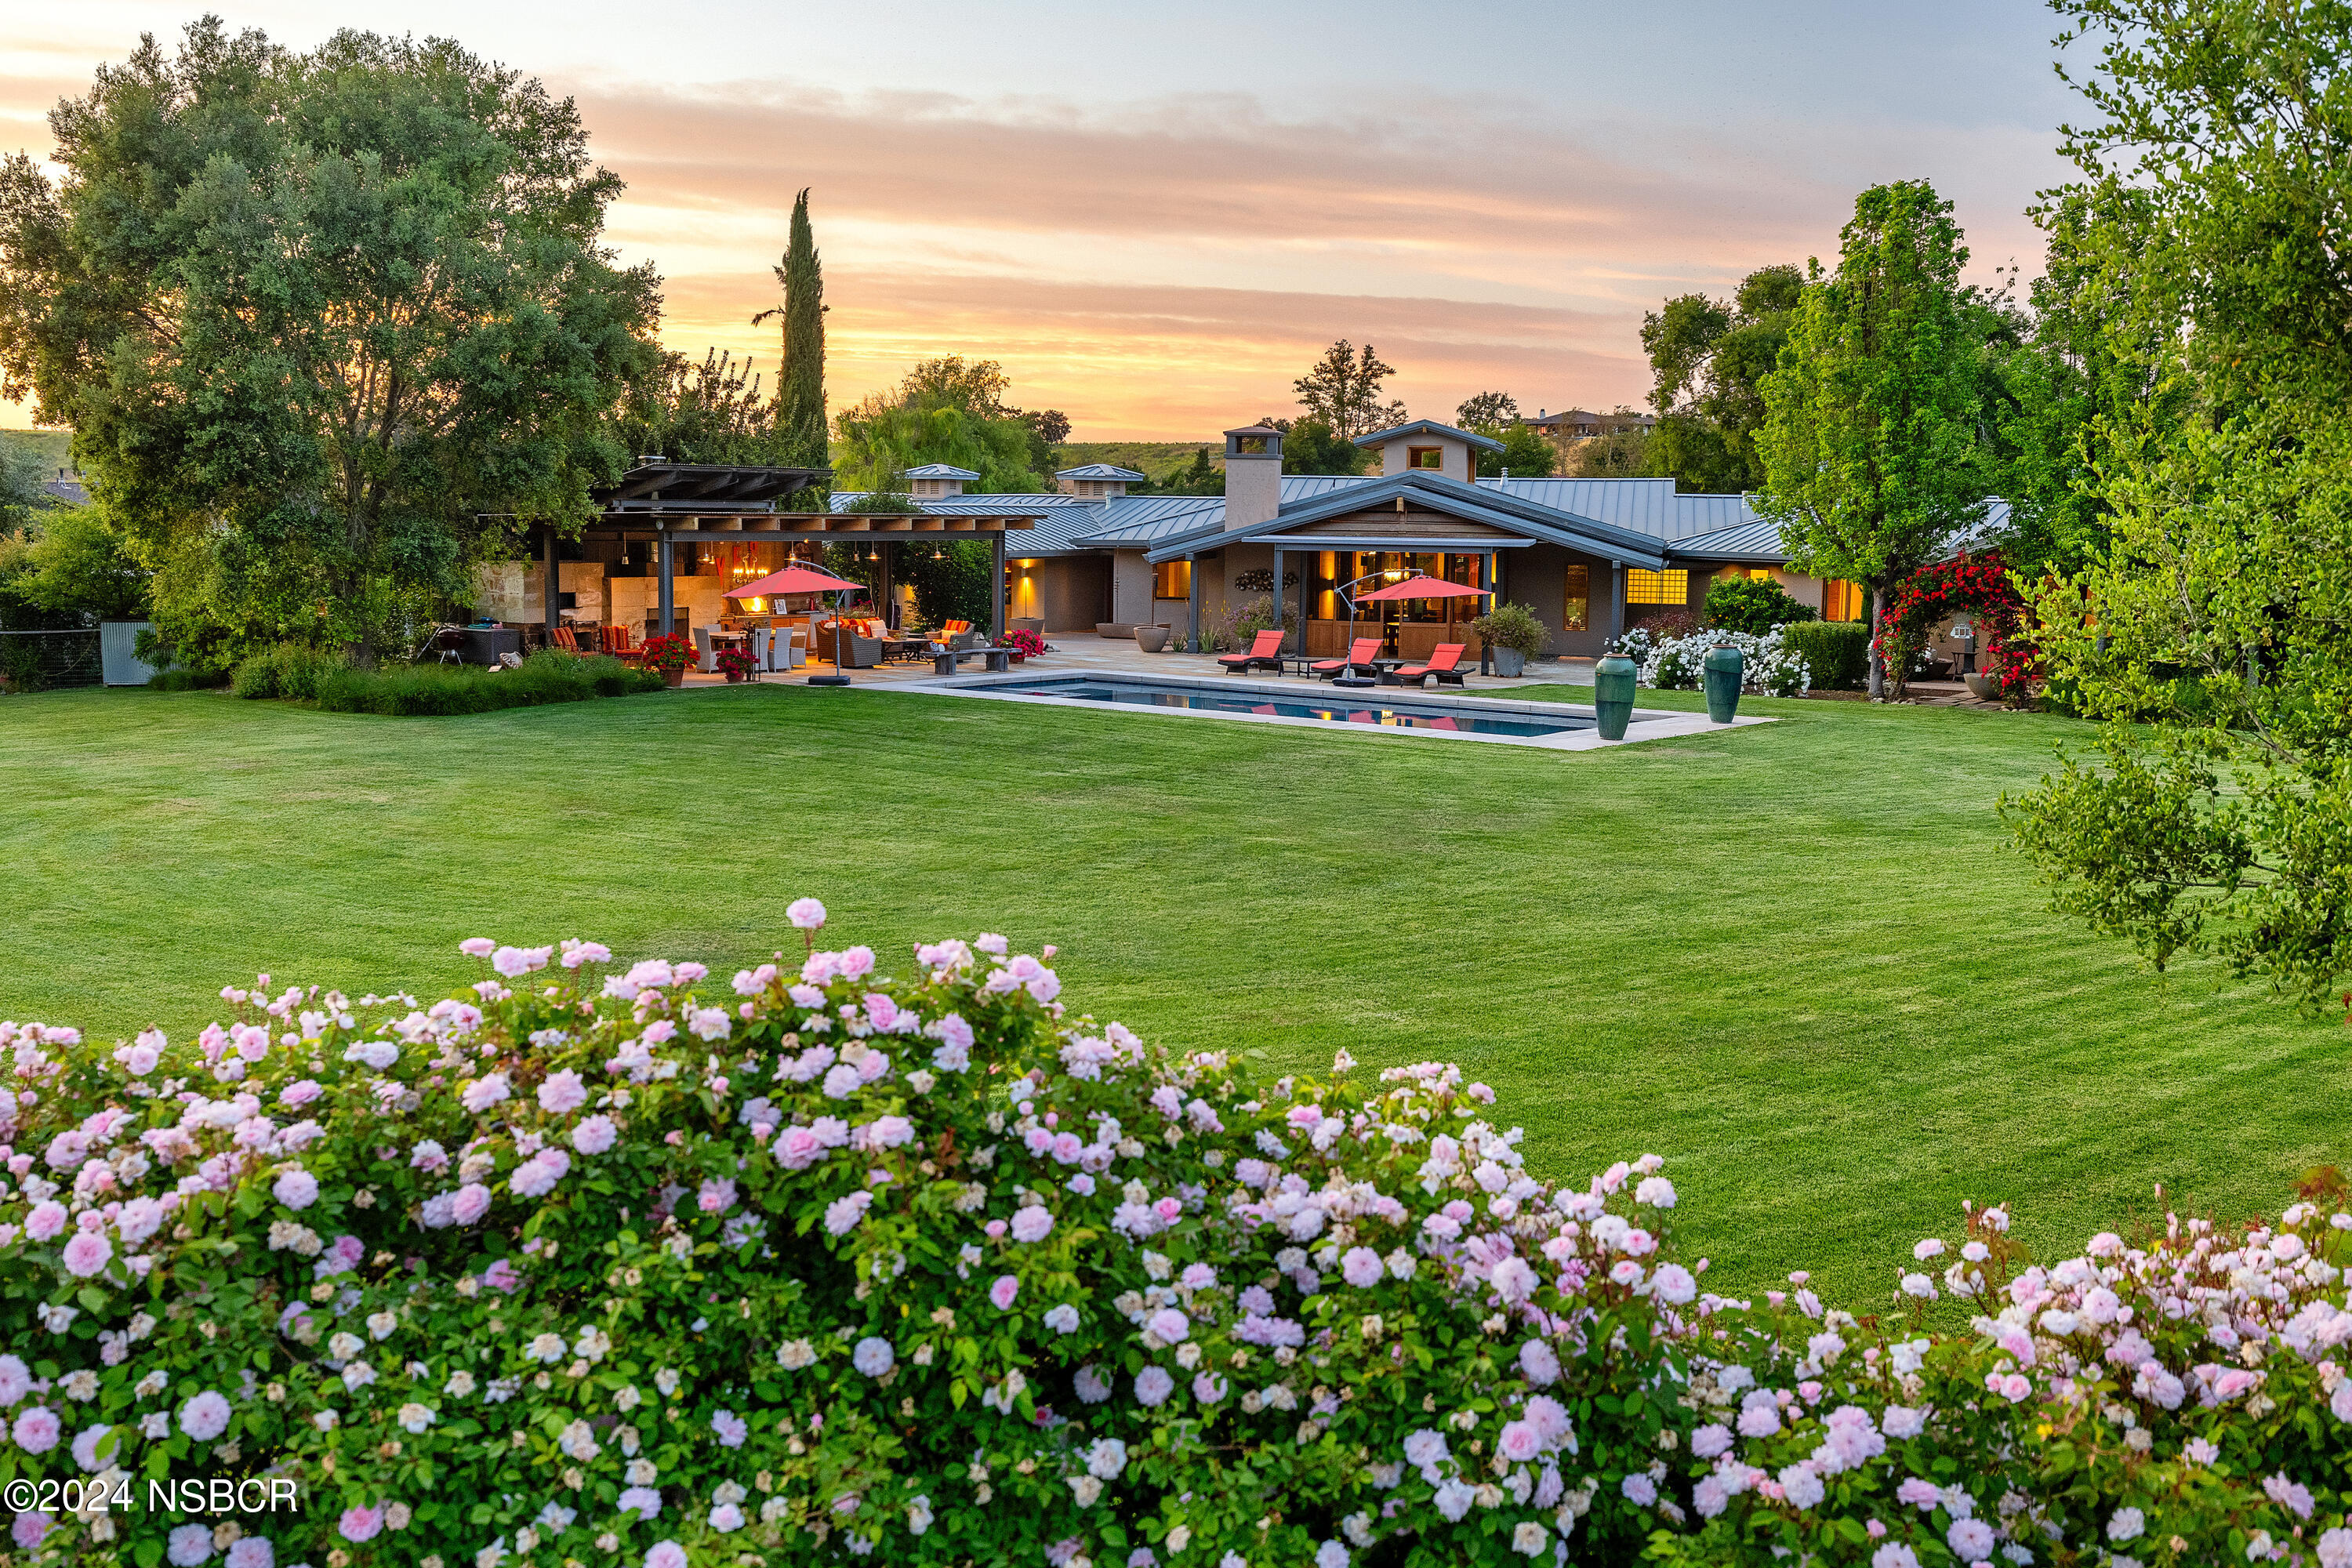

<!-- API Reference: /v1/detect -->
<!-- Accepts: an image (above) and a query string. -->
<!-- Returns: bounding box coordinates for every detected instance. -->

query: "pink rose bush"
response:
[0,917,2348,1568]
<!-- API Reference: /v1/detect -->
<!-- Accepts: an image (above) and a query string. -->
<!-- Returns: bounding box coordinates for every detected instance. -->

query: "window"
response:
[1153,560,1192,600]
[1823,579,1866,621]
[1407,446,1444,470]
[1626,568,1688,604]
[1562,564,1588,631]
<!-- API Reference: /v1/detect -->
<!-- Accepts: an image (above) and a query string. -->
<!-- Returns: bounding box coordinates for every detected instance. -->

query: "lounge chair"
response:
[1391,643,1468,688]
[1217,630,1285,674]
[1311,637,1382,681]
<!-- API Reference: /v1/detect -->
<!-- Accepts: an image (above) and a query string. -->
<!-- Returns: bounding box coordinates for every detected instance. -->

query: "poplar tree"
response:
[1755,180,1990,699]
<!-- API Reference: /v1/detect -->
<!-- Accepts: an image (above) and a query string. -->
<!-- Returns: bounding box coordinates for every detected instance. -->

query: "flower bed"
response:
[3,916,2349,1568]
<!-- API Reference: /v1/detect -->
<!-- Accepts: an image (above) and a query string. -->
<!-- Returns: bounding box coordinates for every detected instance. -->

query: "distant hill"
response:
[1052,441,1221,482]
[2,428,74,477]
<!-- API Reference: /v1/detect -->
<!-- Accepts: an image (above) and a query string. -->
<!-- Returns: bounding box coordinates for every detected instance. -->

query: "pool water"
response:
[1003,678,1589,738]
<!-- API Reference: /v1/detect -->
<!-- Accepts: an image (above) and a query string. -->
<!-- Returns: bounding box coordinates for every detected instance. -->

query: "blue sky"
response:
[2,1,2089,436]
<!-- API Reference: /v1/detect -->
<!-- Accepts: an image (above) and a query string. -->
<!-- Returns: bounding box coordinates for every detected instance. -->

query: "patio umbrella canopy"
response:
[1353,574,1490,602]
[724,564,864,600]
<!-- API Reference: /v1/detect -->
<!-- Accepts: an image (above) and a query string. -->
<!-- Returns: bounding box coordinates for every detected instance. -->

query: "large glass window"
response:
[1407,446,1444,470]
[1824,579,1866,621]
[1153,560,1192,599]
[1563,564,1589,631]
[1627,568,1688,604]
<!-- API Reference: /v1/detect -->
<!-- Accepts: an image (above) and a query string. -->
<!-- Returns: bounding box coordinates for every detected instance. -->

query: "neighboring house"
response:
[837,418,1867,659]
[1519,407,1655,466]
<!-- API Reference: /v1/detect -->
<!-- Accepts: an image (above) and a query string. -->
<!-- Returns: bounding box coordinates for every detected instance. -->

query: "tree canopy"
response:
[1635,265,1804,493]
[1293,341,1406,439]
[0,20,660,666]
[1455,390,1518,429]
[832,356,1062,492]
[1756,180,1992,697]
[2002,0,2352,1008]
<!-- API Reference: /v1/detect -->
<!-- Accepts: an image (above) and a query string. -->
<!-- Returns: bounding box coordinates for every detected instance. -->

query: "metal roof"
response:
[1352,418,1505,453]
[829,491,1092,515]
[1665,517,1788,561]
[1054,463,1147,481]
[1070,495,1225,548]
[904,463,980,480]
[1143,471,1668,569]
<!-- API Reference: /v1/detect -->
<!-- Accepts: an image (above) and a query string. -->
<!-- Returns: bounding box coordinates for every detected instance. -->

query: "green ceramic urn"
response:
[1592,652,1638,740]
[1702,642,1744,723]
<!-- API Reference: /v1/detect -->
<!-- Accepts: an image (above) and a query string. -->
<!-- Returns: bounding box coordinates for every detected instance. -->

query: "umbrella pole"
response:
[808,590,851,687]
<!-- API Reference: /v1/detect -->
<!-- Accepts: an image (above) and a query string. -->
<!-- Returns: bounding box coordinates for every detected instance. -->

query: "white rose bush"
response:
[0,907,2347,1568]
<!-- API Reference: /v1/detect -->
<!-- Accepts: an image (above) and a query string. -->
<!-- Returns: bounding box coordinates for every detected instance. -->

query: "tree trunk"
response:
[1867,584,1887,701]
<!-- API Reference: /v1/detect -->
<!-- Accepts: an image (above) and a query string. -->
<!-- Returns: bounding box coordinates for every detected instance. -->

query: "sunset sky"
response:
[2,2,2084,441]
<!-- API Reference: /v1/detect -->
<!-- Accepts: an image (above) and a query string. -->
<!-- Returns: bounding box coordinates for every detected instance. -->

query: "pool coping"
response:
[880,670,1773,750]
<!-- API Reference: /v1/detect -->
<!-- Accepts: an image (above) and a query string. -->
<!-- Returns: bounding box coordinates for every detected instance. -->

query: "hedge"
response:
[312,652,663,715]
[1781,622,1871,691]
[2,917,2349,1568]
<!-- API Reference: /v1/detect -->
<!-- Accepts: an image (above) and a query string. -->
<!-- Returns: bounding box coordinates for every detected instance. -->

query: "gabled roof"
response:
[1070,495,1225,549]
[1143,471,1668,568]
[1352,418,1505,453]
[904,463,982,480]
[1054,463,1146,481]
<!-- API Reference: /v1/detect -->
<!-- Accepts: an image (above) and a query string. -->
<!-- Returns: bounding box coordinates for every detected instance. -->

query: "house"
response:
[840,419,1857,660]
[1519,407,1656,465]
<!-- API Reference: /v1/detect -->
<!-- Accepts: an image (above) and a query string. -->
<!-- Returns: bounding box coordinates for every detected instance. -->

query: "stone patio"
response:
[677,632,1600,692]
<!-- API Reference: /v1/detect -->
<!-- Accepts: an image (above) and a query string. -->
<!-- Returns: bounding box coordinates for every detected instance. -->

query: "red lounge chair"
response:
[1392,643,1468,688]
[1217,630,1285,674]
[1311,637,1382,681]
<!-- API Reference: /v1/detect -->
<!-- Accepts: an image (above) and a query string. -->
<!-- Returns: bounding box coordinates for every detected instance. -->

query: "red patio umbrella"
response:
[724,564,866,673]
[1351,574,1490,603]
[724,564,864,600]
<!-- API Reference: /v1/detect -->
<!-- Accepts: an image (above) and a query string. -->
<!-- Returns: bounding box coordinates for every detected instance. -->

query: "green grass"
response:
[5,680,2341,1305]
[2,426,75,475]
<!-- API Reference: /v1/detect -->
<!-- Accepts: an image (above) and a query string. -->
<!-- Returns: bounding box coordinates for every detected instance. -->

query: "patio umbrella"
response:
[724,564,866,673]
[1340,573,1493,666]
[1351,574,1490,604]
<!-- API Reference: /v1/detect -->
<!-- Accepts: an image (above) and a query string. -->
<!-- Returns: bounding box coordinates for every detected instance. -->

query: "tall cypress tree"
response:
[771,189,827,470]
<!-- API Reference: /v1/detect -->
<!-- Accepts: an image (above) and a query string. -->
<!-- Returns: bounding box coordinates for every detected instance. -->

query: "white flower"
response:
[2107,1508,2145,1543]
[397,1403,437,1434]
[776,1340,815,1370]
[851,1338,895,1377]
[1068,1475,1104,1508]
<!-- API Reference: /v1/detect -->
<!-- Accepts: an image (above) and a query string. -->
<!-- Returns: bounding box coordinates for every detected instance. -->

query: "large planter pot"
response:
[1011,617,1045,634]
[1134,625,1171,654]
[1963,671,1999,701]
[1490,646,1527,678]
[661,667,684,688]
[1094,622,1134,640]
[724,671,744,684]
[1701,643,1744,723]
[1592,652,1638,741]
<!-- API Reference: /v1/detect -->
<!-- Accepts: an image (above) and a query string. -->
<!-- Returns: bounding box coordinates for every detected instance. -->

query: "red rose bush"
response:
[2,909,2349,1568]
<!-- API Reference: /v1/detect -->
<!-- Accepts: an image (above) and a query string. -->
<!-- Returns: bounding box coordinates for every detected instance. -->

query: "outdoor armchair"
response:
[1392,643,1468,688]
[1216,630,1286,673]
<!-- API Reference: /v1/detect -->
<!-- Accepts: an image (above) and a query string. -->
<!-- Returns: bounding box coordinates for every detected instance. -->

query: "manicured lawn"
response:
[5,681,2339,1305]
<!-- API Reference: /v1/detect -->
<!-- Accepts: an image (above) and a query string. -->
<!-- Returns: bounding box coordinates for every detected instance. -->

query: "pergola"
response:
[541,463,1037,642]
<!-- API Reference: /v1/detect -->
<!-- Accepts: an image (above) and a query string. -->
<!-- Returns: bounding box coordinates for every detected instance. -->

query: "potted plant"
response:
[634,633,695,688]
[714,644,758,684]
[1002,628,1046,662]
[1469,601,1547,677]
[1135,623,1172,653]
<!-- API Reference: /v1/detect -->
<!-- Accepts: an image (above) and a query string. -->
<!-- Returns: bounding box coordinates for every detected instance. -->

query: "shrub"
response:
[5,920,2350,1568]
[233,643,349,702]
[1469,601,1548,659]
[1637,628,1812,698]
[1624,608,1702,648]
[1701,576,1816,636]
[314,652,661,715]
[144,668,226,692]
[1780,622,1871,691]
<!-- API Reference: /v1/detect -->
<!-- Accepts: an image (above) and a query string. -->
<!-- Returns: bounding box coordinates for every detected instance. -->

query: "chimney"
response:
[1221,425,1283,533]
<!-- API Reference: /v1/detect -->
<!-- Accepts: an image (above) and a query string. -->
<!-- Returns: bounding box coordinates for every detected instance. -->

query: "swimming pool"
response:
[994,677,1592,738]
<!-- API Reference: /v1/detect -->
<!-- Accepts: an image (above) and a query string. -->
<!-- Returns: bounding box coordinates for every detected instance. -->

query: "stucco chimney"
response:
[1221,425,1283,534]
